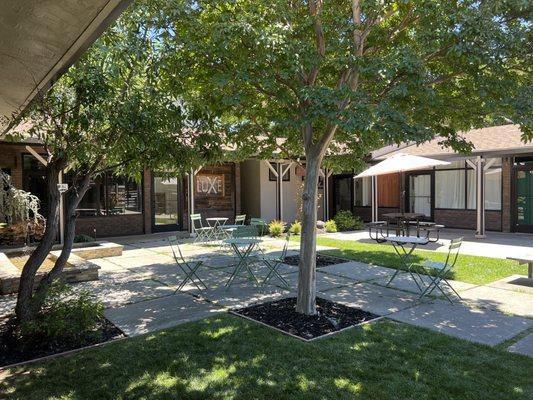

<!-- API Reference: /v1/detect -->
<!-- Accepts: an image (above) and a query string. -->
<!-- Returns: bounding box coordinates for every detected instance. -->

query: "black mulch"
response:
[232,297,380,340]
[0,316,124,367]
[283,253,349,268]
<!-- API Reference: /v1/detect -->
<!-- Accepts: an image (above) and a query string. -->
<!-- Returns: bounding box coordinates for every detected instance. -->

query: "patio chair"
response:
[221,214,247,238]
[190,213,214,243]
[417,237,463,303]
[168,236,207,292]
[261,233,291,290]
[250,218,268,236]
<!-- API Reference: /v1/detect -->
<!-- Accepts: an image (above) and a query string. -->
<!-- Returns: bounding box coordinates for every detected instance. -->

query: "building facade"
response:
[330,125,533,233]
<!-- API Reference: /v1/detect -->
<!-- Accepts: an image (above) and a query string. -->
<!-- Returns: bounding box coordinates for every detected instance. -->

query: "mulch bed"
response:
[283,253,349,268]
[0,315,124,367]
[232,297,380,340]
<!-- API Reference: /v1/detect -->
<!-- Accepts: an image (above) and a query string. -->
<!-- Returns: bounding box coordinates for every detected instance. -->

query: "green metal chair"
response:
[261,233,291,290]
[221,214,247,238]
[168,236,207,292]
[250,218,268,236]
[190,213,214,243]
[417,237,463,302]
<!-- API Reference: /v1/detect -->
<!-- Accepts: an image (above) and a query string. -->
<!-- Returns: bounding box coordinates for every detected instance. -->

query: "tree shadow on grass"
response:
[1,315,531,400]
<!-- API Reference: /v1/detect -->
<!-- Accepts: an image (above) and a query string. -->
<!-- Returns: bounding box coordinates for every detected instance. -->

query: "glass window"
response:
[73,173,142,217]
[467,166,502,210]
[354,177,371,206]
[436,170,465,208]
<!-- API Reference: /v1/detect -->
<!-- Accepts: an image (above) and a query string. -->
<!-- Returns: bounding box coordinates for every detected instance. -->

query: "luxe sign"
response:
[196,174,224,196]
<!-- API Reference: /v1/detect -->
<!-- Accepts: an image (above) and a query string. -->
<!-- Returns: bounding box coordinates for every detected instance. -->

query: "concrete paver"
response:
[319,283,420,316]
[320,261,395,282]
[389,300,533,346]
[105,293,223,336]
[459,286,533,318]
[508,333,533,357]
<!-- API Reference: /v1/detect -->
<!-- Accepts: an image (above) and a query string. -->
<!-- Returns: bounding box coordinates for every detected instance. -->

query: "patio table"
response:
[224,238,262,288]
[206,217,229,240]
[384,235,429,291]
[506,255,533,281]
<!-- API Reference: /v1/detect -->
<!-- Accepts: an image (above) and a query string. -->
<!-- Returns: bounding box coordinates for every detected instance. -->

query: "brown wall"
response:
[354,206,400,222]
[434,209,502,231]
[377,173,400,208]
[75,214,144,238]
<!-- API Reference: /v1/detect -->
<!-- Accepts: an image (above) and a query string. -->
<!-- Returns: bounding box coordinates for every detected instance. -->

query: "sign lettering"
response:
[196,175,224,196]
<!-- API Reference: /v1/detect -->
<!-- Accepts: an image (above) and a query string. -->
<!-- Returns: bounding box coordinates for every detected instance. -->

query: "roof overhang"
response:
[0,0,132,132]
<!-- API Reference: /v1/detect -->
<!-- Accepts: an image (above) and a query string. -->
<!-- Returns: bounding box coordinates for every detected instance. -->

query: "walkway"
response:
[0,234,531,358]
[323,228,533,260]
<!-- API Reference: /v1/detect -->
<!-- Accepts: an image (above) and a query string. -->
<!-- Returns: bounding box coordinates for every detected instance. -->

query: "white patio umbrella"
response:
[355,153,449,222]
[356,153,449,178]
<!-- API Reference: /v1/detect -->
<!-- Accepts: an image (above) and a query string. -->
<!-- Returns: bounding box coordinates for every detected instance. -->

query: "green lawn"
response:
[307,237,527,285]
[1,315,531,400]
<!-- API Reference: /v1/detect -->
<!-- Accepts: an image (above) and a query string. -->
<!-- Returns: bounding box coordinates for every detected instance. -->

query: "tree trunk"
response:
[296,155,321,315]
[30,178,91,315]
[15,162,62,322]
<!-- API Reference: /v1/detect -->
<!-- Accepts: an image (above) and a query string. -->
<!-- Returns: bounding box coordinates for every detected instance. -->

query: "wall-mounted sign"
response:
[196,174,225,196]
[57,183,69,193]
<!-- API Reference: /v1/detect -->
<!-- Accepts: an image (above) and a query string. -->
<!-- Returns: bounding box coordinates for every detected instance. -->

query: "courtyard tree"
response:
[157,0,532,314]
[10,3,224,323]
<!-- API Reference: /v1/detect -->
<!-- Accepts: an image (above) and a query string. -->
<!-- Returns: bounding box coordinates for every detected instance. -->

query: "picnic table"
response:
[382,212,425,236]
[384,235,429,292]
[506,255,533,280]
[224,237,262,288]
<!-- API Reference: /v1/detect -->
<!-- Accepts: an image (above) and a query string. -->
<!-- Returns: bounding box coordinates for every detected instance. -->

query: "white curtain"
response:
[436,170,465,209]
[410,175,431,216]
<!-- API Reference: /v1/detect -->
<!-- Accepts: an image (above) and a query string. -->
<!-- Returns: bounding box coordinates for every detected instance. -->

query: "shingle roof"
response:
[376,125,532,160]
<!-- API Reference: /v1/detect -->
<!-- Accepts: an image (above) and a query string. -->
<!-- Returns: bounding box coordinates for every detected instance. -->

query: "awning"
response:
[355,153,449,178]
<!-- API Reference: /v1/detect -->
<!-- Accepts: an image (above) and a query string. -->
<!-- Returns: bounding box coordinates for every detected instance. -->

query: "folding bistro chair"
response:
[417,237,463,302]
[190,213,214,243]
[221,214,247,239]
[168,236,207,292]
[250,218,268,236]
[261,233,291,290]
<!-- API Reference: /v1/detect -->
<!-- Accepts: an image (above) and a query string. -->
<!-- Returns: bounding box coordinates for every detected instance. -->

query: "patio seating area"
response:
[1,227,530,357]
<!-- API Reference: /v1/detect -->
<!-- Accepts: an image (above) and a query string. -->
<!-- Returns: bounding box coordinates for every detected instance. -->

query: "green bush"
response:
[21,282,104,342]
[333,210,364,231]
[289,221,301,235]
[324,220,338,233]
[268,220,286,237]
[74,234,95,243]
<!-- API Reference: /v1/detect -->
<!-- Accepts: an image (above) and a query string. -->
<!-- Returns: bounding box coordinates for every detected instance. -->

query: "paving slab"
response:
[282,271,356,292]
[389,300,533,346]
[105,293,222,336]
[73,279,175,308]
[508,333,533,357]
[459,286,533,318]
[199,281,292,309]
[319,283,420,316]
[487,275,533,295]
[372,272,477,295]
[320,261,396,282]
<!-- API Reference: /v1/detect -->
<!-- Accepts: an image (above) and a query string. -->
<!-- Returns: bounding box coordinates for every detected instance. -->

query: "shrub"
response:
[268,220,286,237]
[20,282,104,342]
[74,234,95,243]
[289,221,301,235]
[324,220,338,233]
[333,210,364,231]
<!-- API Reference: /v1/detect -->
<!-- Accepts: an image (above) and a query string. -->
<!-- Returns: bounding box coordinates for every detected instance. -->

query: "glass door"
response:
[152,176,183,232]
[332,175,353,216]
[515,167,533,232]
[407,172,433,219]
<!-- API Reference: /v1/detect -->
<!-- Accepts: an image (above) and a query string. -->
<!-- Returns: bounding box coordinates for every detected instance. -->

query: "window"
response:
[436,169,465,208]
[268,163,290,181]
[354,177,371,206]
[434,158,501,210]
[72,173,142,217]
[467,167,502,210]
